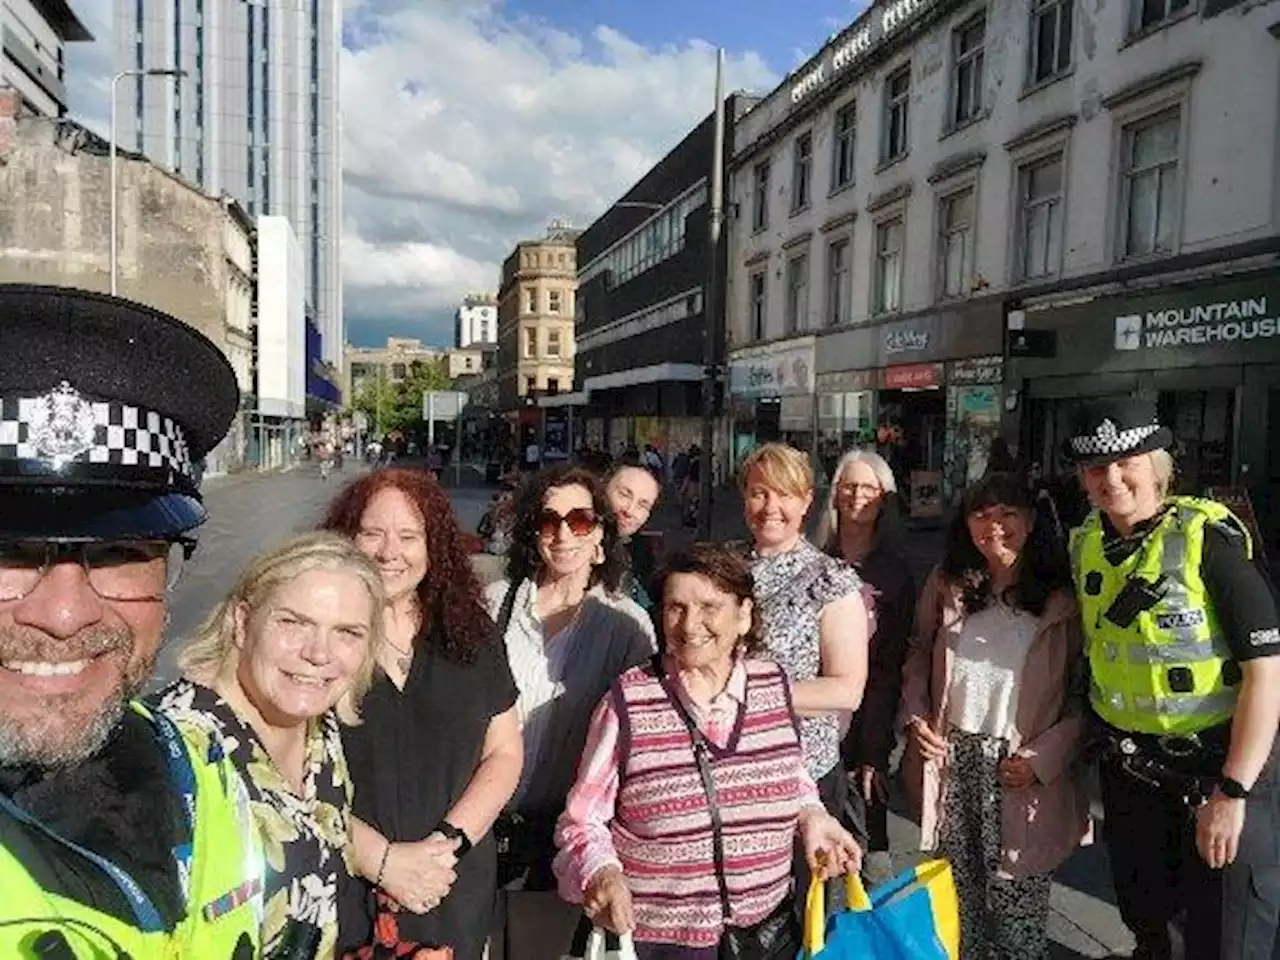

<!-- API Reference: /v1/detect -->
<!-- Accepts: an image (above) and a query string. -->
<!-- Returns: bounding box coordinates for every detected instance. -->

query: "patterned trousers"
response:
[939,731,1053,960]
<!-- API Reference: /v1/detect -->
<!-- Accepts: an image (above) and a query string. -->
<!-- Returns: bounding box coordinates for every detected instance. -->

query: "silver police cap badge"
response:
[28,381,97,466]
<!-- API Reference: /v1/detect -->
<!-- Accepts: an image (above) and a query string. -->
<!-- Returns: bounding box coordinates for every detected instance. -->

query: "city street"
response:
[161,468,1135,958]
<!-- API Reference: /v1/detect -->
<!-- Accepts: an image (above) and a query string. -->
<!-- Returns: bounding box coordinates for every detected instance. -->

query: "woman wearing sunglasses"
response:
[485,466,656,959]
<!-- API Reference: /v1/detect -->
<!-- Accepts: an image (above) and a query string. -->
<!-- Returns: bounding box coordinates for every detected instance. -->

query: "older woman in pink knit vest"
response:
[553,544,860,958]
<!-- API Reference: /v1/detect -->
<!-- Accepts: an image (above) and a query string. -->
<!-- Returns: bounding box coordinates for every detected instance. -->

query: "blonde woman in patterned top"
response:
[153,531,383,958]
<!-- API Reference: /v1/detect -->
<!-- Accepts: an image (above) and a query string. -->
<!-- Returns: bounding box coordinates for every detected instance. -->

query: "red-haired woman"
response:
[325,469,523,960]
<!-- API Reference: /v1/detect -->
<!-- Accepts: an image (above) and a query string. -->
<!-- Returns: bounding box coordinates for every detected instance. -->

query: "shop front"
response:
[816,302,1005,520]
[1007,268,1280,552]
[727,337,816,474]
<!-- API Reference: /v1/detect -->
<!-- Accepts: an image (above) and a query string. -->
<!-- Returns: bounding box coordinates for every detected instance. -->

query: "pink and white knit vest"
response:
[609,659,803,948]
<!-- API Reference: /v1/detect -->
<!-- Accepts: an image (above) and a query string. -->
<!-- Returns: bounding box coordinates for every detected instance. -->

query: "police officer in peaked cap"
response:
[1064,396,1280,960]
[0,285,264,958]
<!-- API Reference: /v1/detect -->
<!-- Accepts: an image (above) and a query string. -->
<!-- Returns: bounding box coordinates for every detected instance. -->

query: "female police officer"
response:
[1064,397,1280,960]
[0,286,263,958]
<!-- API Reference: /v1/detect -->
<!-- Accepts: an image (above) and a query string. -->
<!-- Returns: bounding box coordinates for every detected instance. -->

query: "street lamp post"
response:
[110,68,186,296]
[697,49,726,539]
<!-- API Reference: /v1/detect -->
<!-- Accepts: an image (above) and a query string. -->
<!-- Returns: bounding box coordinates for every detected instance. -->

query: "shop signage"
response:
[884,329,930,355]
[729,342,815,397]
[815,369,878,391]
[790,0,938,104]
[882,363,943,390]
[1113,295,1277,352]
[949,355,1003,385]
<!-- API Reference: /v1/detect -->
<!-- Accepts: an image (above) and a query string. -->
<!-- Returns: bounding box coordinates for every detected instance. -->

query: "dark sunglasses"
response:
[537,507,600,538]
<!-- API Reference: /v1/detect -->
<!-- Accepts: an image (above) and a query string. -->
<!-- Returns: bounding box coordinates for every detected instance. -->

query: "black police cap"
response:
[0,285,239,540]
[1061,396,1173,468]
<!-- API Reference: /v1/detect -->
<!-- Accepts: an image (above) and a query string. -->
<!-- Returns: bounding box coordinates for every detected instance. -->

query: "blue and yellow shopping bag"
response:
[801,859,960,959]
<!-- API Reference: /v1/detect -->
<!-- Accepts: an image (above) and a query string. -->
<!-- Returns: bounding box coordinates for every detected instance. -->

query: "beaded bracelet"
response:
[374,840,391,887]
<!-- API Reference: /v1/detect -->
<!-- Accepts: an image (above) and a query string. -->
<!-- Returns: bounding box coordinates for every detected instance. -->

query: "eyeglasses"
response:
[837,483,882,497]
[0,540,187,602]
[537,508,600,539]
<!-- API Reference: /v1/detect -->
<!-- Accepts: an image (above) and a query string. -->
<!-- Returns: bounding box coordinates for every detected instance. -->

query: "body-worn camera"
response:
[1103,574,1170,628]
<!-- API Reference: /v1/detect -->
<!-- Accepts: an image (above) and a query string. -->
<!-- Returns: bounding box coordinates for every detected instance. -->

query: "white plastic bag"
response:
[562,928,637,960]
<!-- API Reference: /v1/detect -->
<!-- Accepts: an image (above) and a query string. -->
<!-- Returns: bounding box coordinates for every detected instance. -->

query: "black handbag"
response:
[654,657,801,960]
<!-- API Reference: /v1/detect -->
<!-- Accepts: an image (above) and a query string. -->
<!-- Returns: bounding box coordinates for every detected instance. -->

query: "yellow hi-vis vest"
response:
[1069,496,1251,736]
[0,702,264,959]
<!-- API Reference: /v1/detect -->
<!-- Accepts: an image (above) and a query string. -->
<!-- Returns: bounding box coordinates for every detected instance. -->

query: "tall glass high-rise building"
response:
[113,0,342,369]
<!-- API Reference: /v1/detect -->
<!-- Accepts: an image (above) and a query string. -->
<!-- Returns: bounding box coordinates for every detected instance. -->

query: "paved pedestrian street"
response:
[160,467,1139,958]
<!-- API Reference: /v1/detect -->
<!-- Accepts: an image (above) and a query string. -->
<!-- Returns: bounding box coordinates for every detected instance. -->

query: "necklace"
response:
[382,636,414,676]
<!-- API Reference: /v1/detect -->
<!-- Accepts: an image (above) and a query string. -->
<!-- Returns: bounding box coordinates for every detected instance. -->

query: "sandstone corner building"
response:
[1008,267,1280,552]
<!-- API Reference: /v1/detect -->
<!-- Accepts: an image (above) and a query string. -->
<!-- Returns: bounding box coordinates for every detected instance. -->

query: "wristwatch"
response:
[434,820,473,857]
[1219,776,1252,800]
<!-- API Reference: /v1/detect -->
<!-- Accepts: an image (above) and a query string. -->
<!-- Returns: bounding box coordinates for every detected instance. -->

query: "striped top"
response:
[610,659,804,947]
[485,577,656,812]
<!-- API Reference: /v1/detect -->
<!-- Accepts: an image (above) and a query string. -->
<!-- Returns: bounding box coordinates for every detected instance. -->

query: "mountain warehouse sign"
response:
[1113,296,1277,351]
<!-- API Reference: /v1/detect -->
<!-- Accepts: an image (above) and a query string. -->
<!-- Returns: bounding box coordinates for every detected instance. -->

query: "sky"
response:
[65,0,871,348]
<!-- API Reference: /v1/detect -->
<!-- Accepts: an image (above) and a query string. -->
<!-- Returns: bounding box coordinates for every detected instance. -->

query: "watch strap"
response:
[1220,776,1251,799]
[434,819,473,856]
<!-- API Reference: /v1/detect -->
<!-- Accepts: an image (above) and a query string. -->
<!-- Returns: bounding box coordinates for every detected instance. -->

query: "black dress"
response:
[337,633,519,960]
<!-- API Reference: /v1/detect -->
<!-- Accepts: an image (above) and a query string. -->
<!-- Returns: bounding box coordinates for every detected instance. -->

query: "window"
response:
[548,290,562,314]
[1030,0,1073,85]
[391,363,407,380]
[524,327,537,358]
[938,189,975,298]
[1122,111,1180,258]
[792,132,813,212]
[525,376,537,394]
[951,16,986,127]
[874,220,904,313]
[785,255,809,333]
[1135,0,1190,32]
[524,287,537,313]
[1018,156,1064,279]
[826,241,851,327]
[882,67,910,163]
[547,329,562,357]
[547,378,560,394]
[749,271,767,340]
[832,105,856,191]
[752,162,770,231]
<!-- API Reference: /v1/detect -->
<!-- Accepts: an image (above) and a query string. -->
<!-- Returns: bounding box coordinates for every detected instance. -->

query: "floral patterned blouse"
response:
[154,679,354,958]
[750,538,865,780]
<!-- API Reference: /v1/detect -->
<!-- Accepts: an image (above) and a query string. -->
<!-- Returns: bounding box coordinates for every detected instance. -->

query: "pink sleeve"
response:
[797,758,825,810]
[552,694,624,902]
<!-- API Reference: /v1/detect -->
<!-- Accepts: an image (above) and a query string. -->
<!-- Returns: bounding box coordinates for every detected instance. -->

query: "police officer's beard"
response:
[0,625,150,769]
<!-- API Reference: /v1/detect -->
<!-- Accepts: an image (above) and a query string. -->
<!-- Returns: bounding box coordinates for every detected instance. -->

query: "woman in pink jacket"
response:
[900,472,1092,960]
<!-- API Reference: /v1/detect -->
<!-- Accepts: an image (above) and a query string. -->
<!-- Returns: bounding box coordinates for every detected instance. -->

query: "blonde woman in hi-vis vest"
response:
[1064,396,1280,960]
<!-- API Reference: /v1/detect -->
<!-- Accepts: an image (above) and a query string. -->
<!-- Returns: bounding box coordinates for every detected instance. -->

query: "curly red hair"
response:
[321,468,493,665]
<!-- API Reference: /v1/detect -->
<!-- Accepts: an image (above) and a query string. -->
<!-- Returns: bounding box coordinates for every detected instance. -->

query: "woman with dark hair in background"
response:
[900,472,1091,959]
[487,465,655,959]
[325,468,523,960]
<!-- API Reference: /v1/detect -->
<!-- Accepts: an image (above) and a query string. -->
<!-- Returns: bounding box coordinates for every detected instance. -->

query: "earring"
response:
[593,543,605,565]
[163,612,172,632]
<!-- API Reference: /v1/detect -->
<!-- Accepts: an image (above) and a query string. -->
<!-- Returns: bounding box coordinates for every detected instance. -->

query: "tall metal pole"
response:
[697,49,725,540]
[109,71,123,296]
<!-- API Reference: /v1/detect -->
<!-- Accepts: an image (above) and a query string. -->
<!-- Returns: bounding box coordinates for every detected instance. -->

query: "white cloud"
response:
[66,0,779,346]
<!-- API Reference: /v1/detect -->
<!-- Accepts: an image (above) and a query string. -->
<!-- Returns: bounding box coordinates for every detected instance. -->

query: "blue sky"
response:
[70,0,872,349]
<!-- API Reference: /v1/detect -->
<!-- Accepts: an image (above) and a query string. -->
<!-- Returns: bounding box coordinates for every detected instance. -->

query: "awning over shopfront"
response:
[537,391,589,408]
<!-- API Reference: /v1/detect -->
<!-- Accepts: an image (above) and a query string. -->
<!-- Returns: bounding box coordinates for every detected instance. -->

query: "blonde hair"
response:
[738,442,814,498]
[1151,448,1175,497]
[178,531,385,726]
[815,449,899,553]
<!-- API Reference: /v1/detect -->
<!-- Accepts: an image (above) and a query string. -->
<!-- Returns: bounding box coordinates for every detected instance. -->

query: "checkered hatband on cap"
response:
[0,381,193,477]
[1068,417,1161,459]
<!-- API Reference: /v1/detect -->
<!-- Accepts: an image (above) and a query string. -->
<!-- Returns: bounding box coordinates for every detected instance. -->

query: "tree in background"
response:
[351,358,453,436]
